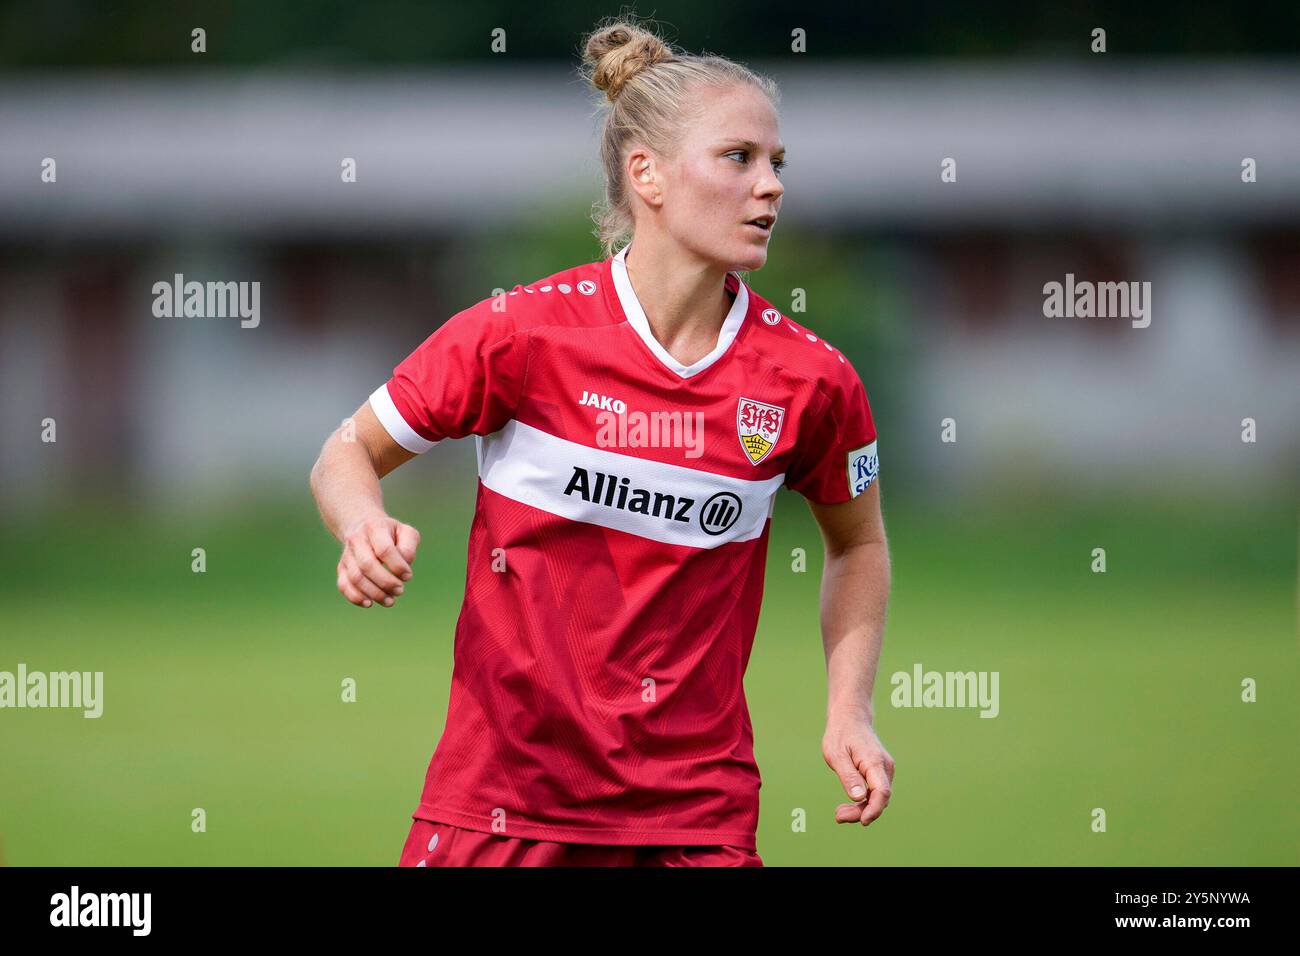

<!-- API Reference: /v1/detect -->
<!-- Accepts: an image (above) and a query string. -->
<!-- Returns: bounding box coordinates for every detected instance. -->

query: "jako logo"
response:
[579,390,627,414]
[50,886,151,936]
[562,467,742,534]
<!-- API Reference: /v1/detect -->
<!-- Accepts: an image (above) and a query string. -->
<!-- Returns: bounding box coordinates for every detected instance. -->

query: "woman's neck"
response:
[622,234,734,368]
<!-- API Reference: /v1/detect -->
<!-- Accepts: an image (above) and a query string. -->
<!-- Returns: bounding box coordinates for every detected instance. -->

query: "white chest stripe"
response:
[476,420,783,549]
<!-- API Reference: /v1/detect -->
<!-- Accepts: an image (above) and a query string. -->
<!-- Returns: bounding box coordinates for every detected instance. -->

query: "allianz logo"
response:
[562,466,742,535]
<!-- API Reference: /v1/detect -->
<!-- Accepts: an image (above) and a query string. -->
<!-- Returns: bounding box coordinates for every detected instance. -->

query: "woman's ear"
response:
[625,147,663,207]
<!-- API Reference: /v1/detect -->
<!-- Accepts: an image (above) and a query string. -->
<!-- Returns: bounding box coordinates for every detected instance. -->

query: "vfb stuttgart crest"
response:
[737,397,785,465]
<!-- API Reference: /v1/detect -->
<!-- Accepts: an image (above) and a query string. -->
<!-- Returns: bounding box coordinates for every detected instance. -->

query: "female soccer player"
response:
[309,18,894,867]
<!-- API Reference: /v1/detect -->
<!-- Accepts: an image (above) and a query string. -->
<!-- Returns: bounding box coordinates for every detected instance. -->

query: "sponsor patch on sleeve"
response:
[847,440,879,498]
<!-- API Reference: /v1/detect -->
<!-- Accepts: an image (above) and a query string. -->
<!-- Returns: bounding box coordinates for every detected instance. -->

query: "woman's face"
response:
[651,82,785,273]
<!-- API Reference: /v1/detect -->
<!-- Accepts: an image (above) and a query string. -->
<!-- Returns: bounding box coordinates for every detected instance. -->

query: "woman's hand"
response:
[311,401,421,608]
[823,714,895,827]
[336,513,421,608]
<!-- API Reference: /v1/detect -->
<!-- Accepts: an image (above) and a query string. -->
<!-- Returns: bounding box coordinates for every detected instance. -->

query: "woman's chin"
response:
[734,251,768,272]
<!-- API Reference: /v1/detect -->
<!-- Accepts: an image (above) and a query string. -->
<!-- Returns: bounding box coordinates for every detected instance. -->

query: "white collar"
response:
[611,243,749,378]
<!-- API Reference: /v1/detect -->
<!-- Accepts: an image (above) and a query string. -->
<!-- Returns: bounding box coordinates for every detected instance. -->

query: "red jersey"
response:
[370,243,879,848]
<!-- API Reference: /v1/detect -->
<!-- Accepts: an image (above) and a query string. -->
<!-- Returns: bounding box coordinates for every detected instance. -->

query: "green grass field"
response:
[1,485,1295,866]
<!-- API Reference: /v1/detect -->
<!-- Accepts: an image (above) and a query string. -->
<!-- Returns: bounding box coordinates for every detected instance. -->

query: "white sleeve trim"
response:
[369,383,438,454]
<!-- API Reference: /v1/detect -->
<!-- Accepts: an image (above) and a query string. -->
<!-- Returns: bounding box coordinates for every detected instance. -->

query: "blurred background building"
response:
[1,2,1296,513]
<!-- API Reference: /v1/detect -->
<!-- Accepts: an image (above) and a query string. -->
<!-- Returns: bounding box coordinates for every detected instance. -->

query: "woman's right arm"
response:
[309,402,422,608]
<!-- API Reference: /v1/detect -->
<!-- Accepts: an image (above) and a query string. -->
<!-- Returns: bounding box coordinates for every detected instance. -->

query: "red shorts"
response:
[398,817,763,867]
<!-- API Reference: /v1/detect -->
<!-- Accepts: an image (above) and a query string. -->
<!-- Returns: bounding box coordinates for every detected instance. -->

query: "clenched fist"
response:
[336,513,421,608]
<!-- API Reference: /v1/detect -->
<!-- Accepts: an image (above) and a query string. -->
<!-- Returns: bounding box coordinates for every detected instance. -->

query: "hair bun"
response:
[583,22,675,102]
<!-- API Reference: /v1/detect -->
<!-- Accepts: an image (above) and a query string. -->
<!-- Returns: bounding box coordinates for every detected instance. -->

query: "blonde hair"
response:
[580,17,780,259]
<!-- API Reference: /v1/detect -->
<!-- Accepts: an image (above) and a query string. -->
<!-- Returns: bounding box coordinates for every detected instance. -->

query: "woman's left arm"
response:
[806,480,895,827]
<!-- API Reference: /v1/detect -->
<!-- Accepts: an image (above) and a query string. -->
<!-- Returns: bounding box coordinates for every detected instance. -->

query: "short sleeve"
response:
[784,361,879,506]
[369,300,529,453]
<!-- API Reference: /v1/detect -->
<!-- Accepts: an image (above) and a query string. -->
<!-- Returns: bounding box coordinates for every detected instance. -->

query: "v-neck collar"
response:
[610,243,749,379]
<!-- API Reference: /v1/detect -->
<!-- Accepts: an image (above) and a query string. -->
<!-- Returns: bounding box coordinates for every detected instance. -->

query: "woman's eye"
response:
[726,150,785,175]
